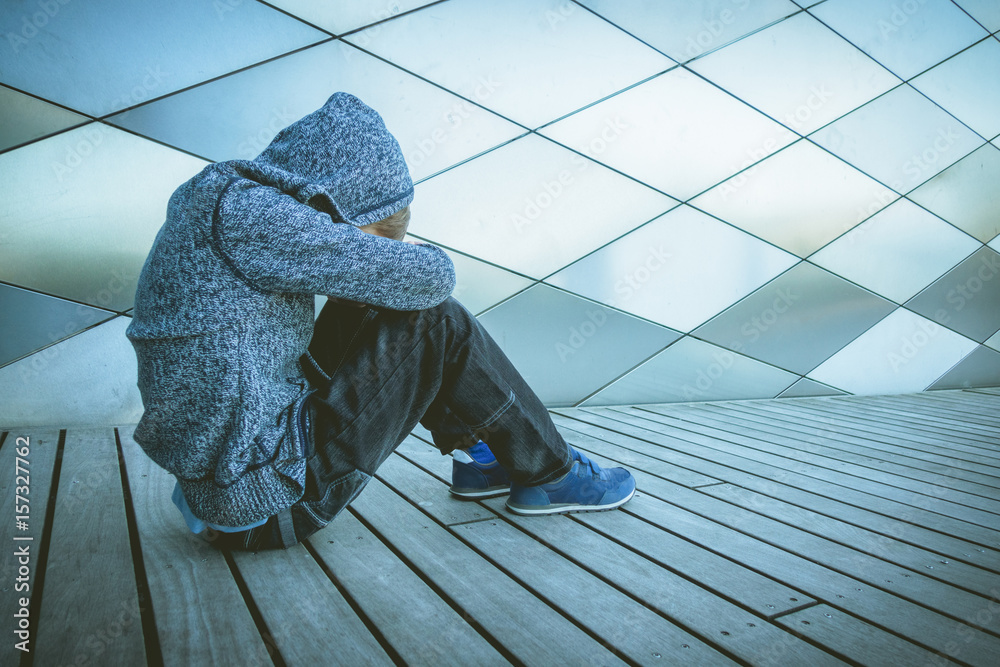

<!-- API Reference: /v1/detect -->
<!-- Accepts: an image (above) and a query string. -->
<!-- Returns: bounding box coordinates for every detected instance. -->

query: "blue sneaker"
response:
[506,448,635,515]
[450,441,511,499]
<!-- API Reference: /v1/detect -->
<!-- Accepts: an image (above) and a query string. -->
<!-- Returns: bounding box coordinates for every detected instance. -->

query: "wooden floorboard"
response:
[5,388,999,666]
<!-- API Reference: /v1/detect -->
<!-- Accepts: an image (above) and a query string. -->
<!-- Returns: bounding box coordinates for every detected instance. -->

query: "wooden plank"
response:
[564,453,1000,638]
[613,493,1000,666]
[119,426,272,666]
[308,512,509,666]
[350,477,628,666]
[555,415,1000,574]
[388,436,501,525]
[774,604,948,666]
[0,429,60,665]
[578,408,1000,530]
[378,448,815,618]
[907,389,1000,417]
[868,393,1000,428]
[618,405,1000,501]
[34,428,146,666]
[692,402,1000,485]
[230,543,392,666]
[819,397,1000,445]
[751,398,1000,456]
[475,499,843,667]
[700,483,1000,598]
[455,517,736,665]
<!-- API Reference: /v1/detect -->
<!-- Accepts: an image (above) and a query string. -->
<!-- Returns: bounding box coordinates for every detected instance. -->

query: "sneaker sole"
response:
[505,486,636,515]
[449,486,511,499]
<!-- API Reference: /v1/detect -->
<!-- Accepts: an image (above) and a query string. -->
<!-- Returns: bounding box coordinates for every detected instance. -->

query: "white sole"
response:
[505,486,636,516]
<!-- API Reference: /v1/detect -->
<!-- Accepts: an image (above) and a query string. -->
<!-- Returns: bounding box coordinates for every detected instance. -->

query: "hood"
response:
[240,92,413,226]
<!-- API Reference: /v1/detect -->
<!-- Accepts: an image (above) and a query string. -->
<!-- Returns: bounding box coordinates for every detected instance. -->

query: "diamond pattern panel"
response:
[905,247,1000,343]
[541,66,795,200]
[691,140,898,257]
[0,285,113,368]
[908,144,1000,244]
[689,11,900,135]
[0,0,326,117]
[694,262,896,375]
[811,84,983,193]
[810,0,988,80]
[349,0,673,128]
[477,285,679,407]
[2,0,997,419]
[0,85,86,152]
[108,41,523,181]
[547,206,797,332]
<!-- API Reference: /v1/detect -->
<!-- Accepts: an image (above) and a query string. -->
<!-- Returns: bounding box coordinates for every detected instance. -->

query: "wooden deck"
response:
[2,388,999,666]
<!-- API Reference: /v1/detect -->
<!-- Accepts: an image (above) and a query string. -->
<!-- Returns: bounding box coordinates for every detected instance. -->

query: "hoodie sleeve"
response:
[212,179,456,311]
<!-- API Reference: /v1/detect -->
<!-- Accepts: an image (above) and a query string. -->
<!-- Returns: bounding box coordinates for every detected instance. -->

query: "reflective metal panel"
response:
[0,126,209,311]
[810,0,987,80]
[986,329,1000,352]
[928,345,1000,389]
[808,308,978,395]
[810,85,982,193]
[108,41,523,182]
[413,134,677,278]
[0,285,112,367]
[348,0,673,128]
[575,0,797,62]
[438,250,534,316]
[547,206,798,332]
[583,336,796,406]
[266,0,435,34]
[694,262,896,375]
[911,38,1000,141]
[0,317,144,428]
[691,140,898,257]
[477,284,679,406]
[0,86,86,152]
[777,378,847,398]
[810,199,981,303]
[689,12,899,135]
[541,67,795,200]
[905,247,1000,343]
[0,0,326,117]
[949,0,1000,32]
[908,144,1000,244]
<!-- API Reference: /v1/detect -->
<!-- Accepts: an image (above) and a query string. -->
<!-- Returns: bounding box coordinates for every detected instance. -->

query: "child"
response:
[128,92,634,549]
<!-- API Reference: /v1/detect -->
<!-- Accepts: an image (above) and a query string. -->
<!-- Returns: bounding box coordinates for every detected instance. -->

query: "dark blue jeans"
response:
[209,297,572,550]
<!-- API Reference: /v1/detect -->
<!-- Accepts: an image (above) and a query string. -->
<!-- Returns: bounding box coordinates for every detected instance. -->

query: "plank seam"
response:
[346,505,528,667]
[20,430,65,667]
[300,538,407,667]
[114,428,162,666]
[221,550,286,667]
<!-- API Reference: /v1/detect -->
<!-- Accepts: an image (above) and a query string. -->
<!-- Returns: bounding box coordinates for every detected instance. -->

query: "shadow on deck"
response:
[2,388,999,666]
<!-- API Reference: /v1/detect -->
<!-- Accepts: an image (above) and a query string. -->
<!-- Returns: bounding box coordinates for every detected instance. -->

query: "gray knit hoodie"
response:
[127,93,456,527]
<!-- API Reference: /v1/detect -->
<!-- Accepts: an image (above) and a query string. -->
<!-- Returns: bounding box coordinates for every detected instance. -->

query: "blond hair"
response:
[359,205,410,241]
